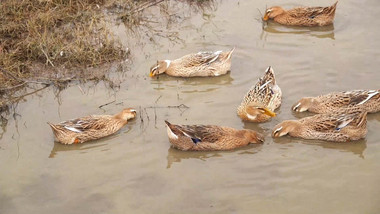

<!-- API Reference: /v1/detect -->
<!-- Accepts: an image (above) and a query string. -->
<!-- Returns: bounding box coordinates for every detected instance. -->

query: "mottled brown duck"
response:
[263,1,338,27]
[165,121,264,151]
[149,48,234,77]
[272,110,367,142]
[48,108,137,144]
[237,66,282,122]
[292,90,380,114]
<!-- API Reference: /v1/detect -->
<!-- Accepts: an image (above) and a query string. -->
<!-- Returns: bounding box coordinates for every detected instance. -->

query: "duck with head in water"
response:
[263,1,338,27]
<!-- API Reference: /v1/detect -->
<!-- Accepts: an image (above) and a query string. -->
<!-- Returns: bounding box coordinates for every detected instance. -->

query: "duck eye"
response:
[151,65,159,72]
[257,107,265,112]
[273,127,283,136]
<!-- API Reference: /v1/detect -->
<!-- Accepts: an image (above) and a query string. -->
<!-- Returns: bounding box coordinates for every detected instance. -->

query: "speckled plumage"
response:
[48,108,136,144]
[272,110,367,142]
[149,48,234,77]
[263,1,338,27]
[237,66,282,122]
[165,121,264,151]
[292,90,380,113]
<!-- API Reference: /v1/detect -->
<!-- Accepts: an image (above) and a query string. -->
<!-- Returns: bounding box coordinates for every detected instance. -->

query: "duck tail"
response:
[47,122,59,133]
[264,66,276,84]
[328,1,338,16]
[226,47,235,60]
[165,120,174,129]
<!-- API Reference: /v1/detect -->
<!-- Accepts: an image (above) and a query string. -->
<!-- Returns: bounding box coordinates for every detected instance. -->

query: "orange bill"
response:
[263,13,269,21]
[262,107,276,117]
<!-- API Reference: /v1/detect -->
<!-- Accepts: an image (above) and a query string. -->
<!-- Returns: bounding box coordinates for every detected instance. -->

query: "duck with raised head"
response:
[237,66,282,122]
[263,1,338,27]
[292,90,380,114]
[165,121,264,151]
[272,110,367,142]
[48,108,137,144]
[149,48,234,77]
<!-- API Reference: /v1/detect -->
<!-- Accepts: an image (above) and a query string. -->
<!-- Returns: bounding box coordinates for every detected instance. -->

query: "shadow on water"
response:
[149,72,234,93]
[261,21,335,40]
[273,136,367,158]
[166,144,263,168]
[48,142,108,158]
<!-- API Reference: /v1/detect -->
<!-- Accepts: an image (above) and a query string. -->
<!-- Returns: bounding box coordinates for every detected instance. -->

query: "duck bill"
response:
[149,71,154,77]
[263,14,269,21]
[263,108,276,117]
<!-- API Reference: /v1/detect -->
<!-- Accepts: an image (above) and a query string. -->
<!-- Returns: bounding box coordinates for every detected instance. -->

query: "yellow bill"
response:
[263,14,269,21]
[262,107,276,117]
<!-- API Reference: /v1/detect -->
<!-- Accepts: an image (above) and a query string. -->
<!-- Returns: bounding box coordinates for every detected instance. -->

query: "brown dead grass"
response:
[0,0,128,75]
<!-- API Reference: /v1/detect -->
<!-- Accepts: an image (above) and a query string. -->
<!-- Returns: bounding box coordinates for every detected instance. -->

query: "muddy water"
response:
[1,0,380,213]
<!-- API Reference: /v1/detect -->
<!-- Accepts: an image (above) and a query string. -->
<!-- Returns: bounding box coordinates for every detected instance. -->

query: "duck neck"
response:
[308,98,319,112]
[114,112,128,122]
[164,60,171,69]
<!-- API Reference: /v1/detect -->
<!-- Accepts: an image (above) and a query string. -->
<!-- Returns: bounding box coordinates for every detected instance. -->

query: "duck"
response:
[164,120,264,151]
[272,110,367,142]
[237,66,282,122]
[48,108,137,144]
[263,1,338,27]
[149,48,234,77]
[292,90,380,114]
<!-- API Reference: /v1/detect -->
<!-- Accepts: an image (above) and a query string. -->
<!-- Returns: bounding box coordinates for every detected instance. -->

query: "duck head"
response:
[292,97,316,112]
[246,130,265,143]
[263,7,285,21]
[116,108,137,121]
[149,60,171,77]
[246,105,276,121]
[272,120,300,138]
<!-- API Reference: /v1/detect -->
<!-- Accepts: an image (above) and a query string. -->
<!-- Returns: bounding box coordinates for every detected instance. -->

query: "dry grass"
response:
[0,0,127,75]
[0,0,145,110]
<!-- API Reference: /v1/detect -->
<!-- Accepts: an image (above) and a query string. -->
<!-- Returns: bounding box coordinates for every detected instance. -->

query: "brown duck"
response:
[272,110,367,142]
[292,90,380,114]
[48,108,137,144]
[263,1,338,27]
[237,66,282,122]
[165,121,264,151]
[149,48,234,77]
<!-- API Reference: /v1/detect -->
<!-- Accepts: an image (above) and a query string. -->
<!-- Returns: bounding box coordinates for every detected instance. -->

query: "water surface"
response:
[1,1,380,213]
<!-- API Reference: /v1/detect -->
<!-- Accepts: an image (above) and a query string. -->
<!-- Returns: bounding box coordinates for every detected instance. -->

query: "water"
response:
[1,1,380,213]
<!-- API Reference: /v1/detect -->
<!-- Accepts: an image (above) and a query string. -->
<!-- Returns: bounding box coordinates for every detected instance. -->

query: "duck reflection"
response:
[151,72,234,93]
[48,139,110,158]
[272,137,367,158]
[166,144,263,168]
[261,22,335,40]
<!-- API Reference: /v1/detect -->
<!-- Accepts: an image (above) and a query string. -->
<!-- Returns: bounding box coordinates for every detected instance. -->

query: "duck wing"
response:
[289,2,337,19]
[183,50,225,68]
[59,115,108,133]
[165,121,223,144]
[344,90,380,106]
[244,66,277,105]
[303,111,366,132]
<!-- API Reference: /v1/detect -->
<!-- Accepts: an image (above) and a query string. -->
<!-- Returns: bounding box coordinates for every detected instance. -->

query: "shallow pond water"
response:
[1,0,380,213]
